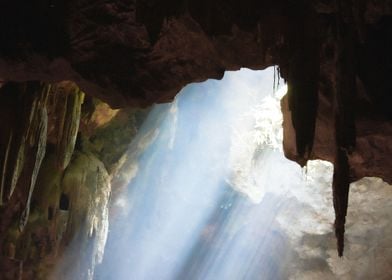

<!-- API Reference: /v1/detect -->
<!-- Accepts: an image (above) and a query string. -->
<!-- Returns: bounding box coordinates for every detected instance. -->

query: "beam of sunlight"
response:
[95,68,295,280]
[89,67,392,280]
[95,68,300,279]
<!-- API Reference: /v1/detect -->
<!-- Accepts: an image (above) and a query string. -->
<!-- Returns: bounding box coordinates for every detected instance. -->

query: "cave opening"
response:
[89,67,338,280]
[78,67,391,280]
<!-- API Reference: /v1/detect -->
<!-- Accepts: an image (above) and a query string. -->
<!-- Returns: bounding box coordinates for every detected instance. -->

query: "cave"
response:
[0,0,391,279]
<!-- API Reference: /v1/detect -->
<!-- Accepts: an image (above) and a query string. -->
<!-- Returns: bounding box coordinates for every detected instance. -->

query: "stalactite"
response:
[273,66,276,93]
[332,0,358,256]
[52,82,85,170]
[335,0,357,150]
[0,83,35,204]
[8,140,25,200]
[332,147,350,257]
[0,131,13,205]
[19,107,48,231]
[285,1,320,162]
[19,84,49,231]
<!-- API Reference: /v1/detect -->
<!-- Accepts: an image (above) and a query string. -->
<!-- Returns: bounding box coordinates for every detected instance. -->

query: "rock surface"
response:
[0,0,390,180]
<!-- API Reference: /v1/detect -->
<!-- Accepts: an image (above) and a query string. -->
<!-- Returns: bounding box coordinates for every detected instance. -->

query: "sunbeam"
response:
[94,68,303,280]
[89,67,392,280]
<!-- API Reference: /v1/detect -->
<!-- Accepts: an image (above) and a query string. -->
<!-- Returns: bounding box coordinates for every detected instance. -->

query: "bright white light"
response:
[97,67,297,279]
[91,67,392,280]
[274,84,288,99]
[227,84,287,203]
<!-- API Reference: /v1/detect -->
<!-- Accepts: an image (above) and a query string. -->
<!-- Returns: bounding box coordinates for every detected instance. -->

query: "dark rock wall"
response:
[0,0,390,172]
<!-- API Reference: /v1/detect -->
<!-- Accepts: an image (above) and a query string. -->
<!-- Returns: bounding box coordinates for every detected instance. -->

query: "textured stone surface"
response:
[0,0,390,181]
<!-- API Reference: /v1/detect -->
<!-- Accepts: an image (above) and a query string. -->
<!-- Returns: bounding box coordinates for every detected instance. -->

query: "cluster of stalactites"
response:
[283,0,357,256]
[0,82,84,232]
[0,82,49,223]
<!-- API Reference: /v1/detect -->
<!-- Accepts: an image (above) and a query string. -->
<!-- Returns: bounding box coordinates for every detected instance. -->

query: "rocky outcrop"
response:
[50,151,111,280]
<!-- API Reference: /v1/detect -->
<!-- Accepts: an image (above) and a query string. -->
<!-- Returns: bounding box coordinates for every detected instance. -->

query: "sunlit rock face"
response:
[287,175,392,280]
[49,151,111,280]
[92,68,392,280]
